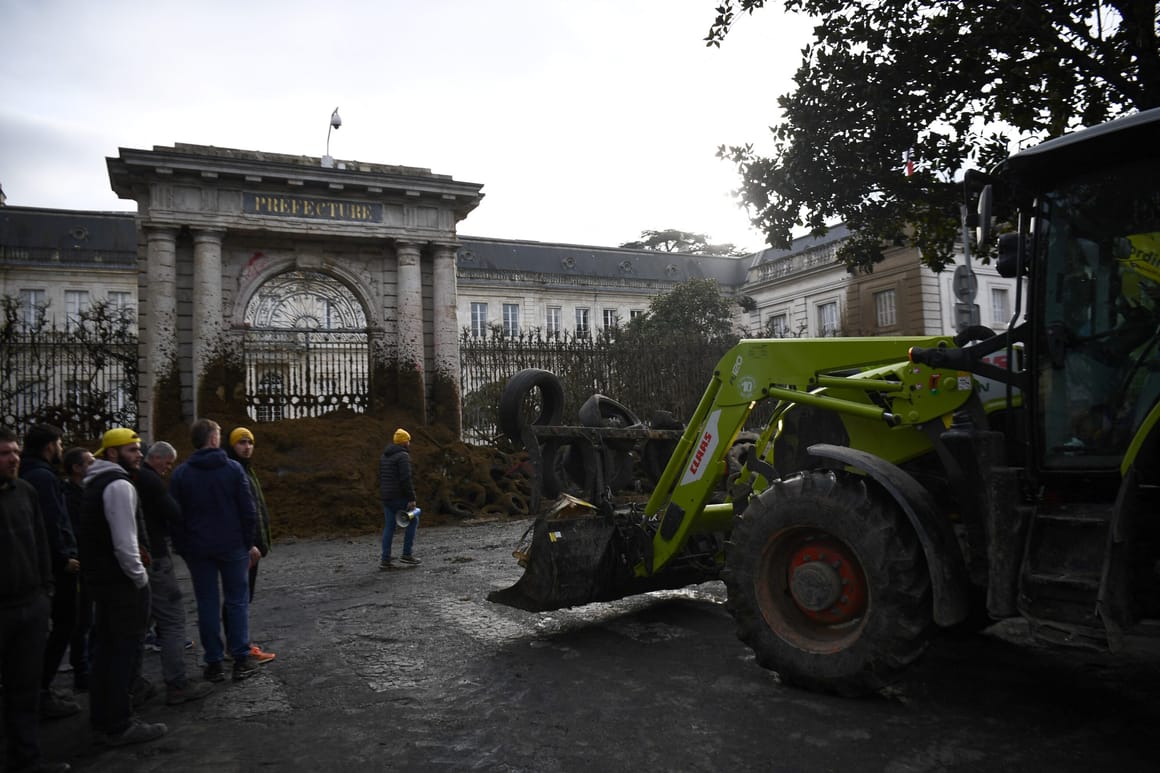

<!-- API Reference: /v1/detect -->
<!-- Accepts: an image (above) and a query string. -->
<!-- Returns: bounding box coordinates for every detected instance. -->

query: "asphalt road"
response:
[36,518,1160,772]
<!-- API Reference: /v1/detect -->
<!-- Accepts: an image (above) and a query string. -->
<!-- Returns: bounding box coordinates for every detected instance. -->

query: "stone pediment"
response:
[107,143,484,239]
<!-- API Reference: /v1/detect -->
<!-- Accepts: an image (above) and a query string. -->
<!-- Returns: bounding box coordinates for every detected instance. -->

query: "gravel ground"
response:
[33,518,1160,772]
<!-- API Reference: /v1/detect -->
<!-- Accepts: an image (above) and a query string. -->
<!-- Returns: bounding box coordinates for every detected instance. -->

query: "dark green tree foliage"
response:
[620,228,749,256]
[707,0,1160,273]
[626,278,738,341]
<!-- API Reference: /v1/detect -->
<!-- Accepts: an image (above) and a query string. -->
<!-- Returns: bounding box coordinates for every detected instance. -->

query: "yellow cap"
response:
[393,428,411,444]
[96,428,141,457]
[229,427,255,446]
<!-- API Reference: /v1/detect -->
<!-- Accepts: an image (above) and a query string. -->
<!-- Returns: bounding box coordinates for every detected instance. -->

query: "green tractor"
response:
[489,107,1160,695]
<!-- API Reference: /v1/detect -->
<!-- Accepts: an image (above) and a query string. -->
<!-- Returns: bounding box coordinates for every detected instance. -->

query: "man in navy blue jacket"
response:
[168,419,260,684]
[19,423,81,719]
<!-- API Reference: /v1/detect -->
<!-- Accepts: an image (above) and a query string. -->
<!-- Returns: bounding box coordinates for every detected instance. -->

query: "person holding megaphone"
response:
[378,428,421,571]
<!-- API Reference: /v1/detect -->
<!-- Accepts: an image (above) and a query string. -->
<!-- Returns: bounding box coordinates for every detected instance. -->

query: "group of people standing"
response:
[0,418,275,772]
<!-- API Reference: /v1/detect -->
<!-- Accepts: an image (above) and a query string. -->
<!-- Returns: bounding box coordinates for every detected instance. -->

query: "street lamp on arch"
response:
[323,107,342,168]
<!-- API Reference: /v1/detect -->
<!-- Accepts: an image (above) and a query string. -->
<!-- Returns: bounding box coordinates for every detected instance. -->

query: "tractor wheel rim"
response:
[756,528,869,650]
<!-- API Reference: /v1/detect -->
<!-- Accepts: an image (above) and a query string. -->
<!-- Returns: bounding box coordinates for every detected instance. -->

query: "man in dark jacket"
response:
[225,427,276,664]
[168,419,261,683]
[80,427,167,747]
[62,446,94,692]
[0,426,69,772]
[378,428,420,570]
[19,423,80,719]
[134,441,213,705]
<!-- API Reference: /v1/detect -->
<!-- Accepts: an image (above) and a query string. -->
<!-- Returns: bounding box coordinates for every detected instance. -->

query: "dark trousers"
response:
[0,593,50,770]
[88,584,150,735]
[70,576,94,689]
[42,566,78,690]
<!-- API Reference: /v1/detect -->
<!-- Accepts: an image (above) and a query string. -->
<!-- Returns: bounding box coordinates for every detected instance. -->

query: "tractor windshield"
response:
[1037,158,1160,469]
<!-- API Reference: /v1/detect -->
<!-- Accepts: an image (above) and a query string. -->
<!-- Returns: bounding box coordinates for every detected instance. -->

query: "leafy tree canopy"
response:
[625,278,738,341]
[620,228,749,256]
[707,0,1160,273]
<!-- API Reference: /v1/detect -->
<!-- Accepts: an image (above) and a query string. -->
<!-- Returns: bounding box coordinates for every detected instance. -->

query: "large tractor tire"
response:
[723,469,932,696]
[498,369,565,445]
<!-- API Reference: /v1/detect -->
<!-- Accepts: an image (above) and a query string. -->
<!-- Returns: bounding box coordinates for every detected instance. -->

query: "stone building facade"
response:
[105,143,483,438]
[2,143,1022,441]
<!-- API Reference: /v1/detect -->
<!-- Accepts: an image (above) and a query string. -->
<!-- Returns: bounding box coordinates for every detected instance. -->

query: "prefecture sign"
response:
[243,192,382,223]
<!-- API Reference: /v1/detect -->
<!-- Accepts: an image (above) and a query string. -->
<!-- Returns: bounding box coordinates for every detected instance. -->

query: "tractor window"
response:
[1037,159,1160,469]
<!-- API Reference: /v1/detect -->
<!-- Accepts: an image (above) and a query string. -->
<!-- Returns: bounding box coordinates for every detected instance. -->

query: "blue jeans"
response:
[381,499,418,561]
[184,550,251,664]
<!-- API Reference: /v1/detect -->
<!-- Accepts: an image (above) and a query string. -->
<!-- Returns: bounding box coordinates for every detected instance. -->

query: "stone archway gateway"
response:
[107,143,483,439]
[243,270,369,422]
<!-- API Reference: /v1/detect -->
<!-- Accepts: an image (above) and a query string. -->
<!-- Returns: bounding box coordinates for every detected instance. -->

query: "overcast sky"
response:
[0,0,815,251]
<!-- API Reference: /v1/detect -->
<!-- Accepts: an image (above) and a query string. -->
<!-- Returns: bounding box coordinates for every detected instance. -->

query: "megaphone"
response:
[396,507,421,528]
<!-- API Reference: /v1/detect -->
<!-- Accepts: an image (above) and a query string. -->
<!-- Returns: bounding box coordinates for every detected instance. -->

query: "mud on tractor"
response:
[488,108,1160,696]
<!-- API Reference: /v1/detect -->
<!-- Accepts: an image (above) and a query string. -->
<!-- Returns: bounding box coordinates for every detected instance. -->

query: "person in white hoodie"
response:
[78,428,167,748]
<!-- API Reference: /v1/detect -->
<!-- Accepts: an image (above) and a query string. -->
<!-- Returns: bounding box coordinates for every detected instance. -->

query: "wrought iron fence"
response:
[459,328,736,442]
[0,298,138,441]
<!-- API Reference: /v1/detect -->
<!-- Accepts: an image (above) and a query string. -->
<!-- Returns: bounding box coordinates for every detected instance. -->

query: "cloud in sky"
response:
[0,0,814,251]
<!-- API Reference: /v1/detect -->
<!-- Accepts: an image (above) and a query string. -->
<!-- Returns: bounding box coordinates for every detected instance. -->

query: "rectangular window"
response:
[630,309,644,321]
[106,380,129,416]
[108,291,132,310]
[874,288,897,328]
[470,302,488,337]
[502,303,520,337]
[817,301,838,337]
[575,307,590,337]
[602,308,618,330]
[546,306,562,337]
[65,379,85,407]
[18,289,46,329]
[767,313,788,338]
[991,287,1010,325]
[65,290,90,331]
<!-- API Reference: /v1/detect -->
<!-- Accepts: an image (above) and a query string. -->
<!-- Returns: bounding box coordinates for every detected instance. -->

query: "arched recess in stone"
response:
[241,269,371,422]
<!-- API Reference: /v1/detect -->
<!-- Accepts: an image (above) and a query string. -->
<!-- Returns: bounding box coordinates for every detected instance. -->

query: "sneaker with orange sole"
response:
[250,644,276,663]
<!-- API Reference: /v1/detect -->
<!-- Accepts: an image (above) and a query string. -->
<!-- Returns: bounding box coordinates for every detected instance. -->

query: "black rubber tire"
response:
[723,469,932,696]
[498,369,565,445]
[578,394,642,451]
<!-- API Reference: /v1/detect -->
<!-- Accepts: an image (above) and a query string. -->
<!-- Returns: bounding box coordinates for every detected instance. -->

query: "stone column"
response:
[430,243,461,433]
[395,241,426,422]
[192,228,225,418]
[142,226,179,439]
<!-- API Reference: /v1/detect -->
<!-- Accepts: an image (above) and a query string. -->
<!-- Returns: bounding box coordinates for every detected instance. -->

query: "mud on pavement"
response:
[39,519,1160,772]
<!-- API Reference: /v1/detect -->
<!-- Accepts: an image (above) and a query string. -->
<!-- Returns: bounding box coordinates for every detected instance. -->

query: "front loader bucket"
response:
[488,494,721,613]
[487,496,629,612]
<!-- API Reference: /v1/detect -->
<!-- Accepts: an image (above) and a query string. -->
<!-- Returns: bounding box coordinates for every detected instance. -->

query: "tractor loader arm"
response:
[641,336,976,574]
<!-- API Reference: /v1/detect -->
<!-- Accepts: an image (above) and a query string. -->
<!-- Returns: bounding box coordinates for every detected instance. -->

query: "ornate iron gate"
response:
[242,270,369,422]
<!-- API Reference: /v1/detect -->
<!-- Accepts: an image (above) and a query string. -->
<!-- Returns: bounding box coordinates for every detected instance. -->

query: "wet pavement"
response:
[36,518,1160,772]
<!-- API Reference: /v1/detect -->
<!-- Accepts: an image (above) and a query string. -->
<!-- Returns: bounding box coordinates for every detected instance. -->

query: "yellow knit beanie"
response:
[393,428,411,444]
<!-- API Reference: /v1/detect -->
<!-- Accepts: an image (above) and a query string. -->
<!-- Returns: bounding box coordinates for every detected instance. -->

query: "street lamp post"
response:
[322,107,342,168]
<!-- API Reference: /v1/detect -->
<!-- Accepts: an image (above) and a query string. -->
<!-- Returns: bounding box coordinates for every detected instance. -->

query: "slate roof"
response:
[0,206,137,266]
[748,223,850,271]
[457,235,750,288]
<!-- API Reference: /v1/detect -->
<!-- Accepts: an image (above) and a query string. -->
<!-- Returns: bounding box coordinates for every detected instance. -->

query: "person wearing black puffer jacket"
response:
[378,428,420,571]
